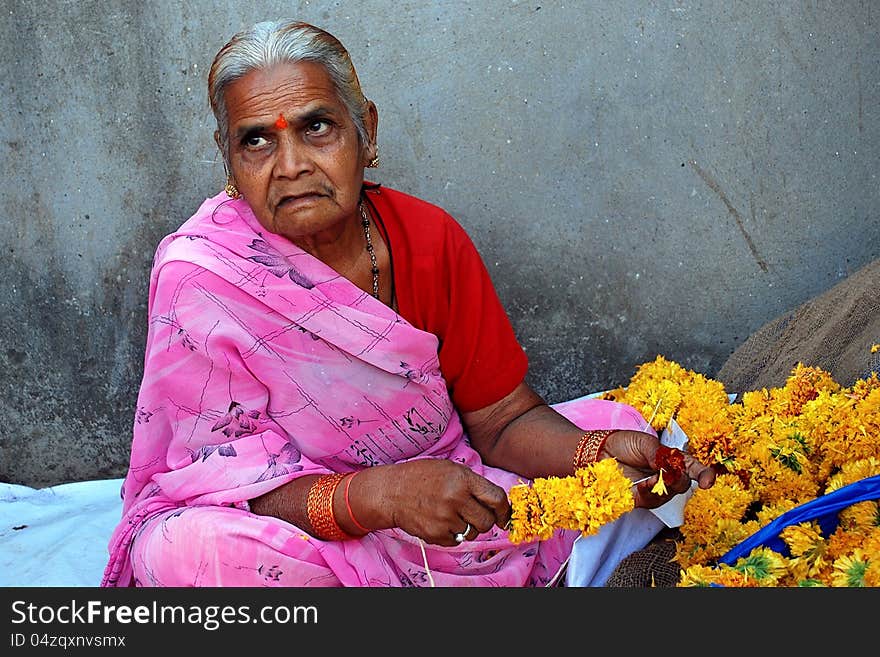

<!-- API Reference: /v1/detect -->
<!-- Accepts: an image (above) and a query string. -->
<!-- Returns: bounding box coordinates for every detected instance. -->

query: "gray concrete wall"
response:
[2,0,878,487]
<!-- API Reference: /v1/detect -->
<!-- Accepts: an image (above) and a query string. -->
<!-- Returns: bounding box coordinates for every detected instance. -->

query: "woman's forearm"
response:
[249,475,318,528]
[471,401,587,479]
[249,466,398,537]
[461,381,591,480]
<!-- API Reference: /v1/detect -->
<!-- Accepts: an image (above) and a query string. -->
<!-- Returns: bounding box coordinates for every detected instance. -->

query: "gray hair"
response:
[208,20,369,161]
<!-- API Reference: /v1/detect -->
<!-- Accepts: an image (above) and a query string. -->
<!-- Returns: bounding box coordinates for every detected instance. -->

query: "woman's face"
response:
[220,61,375,244]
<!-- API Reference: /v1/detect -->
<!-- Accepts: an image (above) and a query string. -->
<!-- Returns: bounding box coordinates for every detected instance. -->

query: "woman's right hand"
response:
[599,429,716,508]
[353,459,511,547]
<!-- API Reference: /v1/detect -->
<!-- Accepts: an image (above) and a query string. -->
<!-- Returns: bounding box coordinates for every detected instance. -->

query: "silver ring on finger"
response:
[453,523,472,544]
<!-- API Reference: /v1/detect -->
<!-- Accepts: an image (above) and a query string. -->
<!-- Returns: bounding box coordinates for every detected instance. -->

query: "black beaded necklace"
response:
[359,202,379,299]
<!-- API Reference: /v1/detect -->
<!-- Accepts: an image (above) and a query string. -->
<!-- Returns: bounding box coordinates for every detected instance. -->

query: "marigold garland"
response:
[607,355,880,587]
[507,458,635,544]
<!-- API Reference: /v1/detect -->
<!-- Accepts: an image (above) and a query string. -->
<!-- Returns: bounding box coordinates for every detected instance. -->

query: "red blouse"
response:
[366,184,528,413]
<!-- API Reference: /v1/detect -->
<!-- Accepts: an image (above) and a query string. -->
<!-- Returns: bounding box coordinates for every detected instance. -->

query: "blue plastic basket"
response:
[718,473,880,564]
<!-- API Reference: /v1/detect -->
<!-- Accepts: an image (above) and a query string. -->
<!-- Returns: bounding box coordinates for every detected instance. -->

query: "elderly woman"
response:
[102,19,715,587]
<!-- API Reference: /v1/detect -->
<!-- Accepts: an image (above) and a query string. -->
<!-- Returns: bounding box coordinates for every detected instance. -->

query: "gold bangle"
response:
[573,429,615,470]
[307,473,356,541]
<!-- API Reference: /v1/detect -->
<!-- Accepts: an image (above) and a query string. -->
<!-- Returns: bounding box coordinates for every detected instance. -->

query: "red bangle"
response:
[307,473,356,541]
[343,472,371,534]
[573,429,615,470]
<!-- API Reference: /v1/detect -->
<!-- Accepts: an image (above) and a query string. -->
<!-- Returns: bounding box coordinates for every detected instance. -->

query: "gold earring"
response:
[368,146,379,168]
[222,160,241,199]
[224,177,241,199]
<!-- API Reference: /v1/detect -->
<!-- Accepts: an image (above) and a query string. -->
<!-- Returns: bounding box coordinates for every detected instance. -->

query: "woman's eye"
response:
[307,121,331,136]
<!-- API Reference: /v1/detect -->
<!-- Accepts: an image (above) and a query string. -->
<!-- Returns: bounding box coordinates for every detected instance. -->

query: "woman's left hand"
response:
[598,430,716,509]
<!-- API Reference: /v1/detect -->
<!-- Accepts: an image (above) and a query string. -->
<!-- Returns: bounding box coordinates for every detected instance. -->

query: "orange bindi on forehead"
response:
[274,114,288,130]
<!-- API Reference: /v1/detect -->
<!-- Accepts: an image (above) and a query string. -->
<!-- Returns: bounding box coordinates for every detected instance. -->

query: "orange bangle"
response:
[573,429,615,470]
[307,473,356,541]
[343,472,371,534]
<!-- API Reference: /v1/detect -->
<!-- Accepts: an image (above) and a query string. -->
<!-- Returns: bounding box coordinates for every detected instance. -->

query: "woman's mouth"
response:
[278,193,324,209]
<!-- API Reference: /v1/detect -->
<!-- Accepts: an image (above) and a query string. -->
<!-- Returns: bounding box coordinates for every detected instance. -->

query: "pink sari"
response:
[102,192,651,587]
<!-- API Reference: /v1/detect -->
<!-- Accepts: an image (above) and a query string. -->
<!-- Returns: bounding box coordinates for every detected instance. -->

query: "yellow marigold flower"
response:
[713,518,754,556]
[827,528,866,561]
[678,564,720,587]
[507,483,548,544]
[781,522,824,557]
[864,561,880,587]
[507,459,633,544]
[781,522,829,578]
[715,565,761,587]
[677,409,735,468]
[826,457,880,492]
[783,364,840,416]
[838,500,880,532]
[678,473,755,561]
[831,550,868,587]
[850,372,880,399]
[863,527,880,553]
[732,546,788,585]
[755,500,798,526]
[871,344,879,354]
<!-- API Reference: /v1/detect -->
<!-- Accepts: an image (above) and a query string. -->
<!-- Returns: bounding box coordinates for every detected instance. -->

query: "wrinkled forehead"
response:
[223,61,347,127]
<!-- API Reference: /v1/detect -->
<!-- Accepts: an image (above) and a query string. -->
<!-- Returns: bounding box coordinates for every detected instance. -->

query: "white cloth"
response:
[0,479,123,586]
[564,508,665,586]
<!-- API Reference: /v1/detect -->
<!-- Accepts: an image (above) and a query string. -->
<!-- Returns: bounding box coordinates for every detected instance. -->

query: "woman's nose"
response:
[274,135,313,178]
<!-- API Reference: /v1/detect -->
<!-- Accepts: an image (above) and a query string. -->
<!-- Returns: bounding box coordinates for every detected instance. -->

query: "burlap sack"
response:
[715,258,880,394]
[603,528,682,587]
[605,258,880,587]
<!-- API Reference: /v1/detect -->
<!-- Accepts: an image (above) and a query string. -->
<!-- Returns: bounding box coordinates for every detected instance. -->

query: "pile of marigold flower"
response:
[603,355,880,587]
